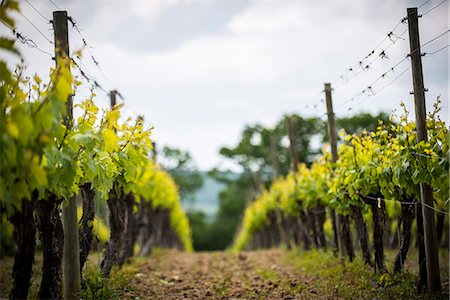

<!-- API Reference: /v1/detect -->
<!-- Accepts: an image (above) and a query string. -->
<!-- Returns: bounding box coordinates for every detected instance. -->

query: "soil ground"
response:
[0,248,448,299]
[122,249,315,300]
[118,248,449,300]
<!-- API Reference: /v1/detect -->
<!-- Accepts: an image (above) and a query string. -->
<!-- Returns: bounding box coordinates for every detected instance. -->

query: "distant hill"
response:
[182,173,225,217]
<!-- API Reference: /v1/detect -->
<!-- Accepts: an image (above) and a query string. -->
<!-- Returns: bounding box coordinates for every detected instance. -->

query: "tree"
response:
[160,146,204,202]
[211,112,389,251]
[220,115,322,181]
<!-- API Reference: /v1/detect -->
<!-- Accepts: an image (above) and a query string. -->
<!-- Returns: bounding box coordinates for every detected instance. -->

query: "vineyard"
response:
[0,0,449,299]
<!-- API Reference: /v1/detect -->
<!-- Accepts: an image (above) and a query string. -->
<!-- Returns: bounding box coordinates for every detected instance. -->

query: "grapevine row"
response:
[234,102,448,286]
[0,3,192,299]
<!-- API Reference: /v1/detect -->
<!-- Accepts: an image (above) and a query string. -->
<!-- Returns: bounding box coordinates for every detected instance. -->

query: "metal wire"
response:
[67,16,116,91]
[18,10,53,44]
[421,0,448,16]
[356,192,449,215]
[24,0,51,23]
[0,18,54,58]
[418,0,431,9]
[425,44,449,55]
[334,28,449,115]
[47,0,63,11]
[331,17,408,88]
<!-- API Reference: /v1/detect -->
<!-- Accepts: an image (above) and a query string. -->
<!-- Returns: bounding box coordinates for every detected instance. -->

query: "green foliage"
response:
[79,261,141,300]
[187,178,247,251]
[0,0,20,56]
[233,100,448,250]
[160,146,204,202]
[335,112,391,138]
[1,11,192,251]
[135,160,193,251]
[0,59,74,214]
[187,210,210,250]
[284,249,421,299]
[218,111,393,251]
[79,267,116,300]
[220,115,322,179]
[0,215,15,258]
[77,207,110,244]
[190,170,249,251]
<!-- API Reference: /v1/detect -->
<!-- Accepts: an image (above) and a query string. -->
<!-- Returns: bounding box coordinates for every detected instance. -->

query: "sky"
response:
[1,0,448,171]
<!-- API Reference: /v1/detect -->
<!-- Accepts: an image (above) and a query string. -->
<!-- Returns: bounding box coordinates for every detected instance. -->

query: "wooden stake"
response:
[286,116,299,172]
[324,83,344,258]
[270,135,280,179]
[407,7,441,293]
[53,10,80,299]
[110,89,117,108]
[152,142,157,162]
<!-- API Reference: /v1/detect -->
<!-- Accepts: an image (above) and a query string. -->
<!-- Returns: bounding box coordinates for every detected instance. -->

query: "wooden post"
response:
[286,116,298,172]
[324,83,344,258]
[324,84,338,164]
[110,90,117,107]
[53,10,80,299]
[152,141,157,161]
[407,7,441,293]
[254,169,263,193]
[270,135,280,179]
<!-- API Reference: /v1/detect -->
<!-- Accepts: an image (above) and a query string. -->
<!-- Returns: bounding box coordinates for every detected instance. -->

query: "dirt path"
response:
[1,248,448,299]
[123,249,317,300]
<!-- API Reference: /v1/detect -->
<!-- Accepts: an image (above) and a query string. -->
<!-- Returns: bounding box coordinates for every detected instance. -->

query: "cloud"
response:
[5,0,448,171]
[129,1,174,19]
[227,3,308,34]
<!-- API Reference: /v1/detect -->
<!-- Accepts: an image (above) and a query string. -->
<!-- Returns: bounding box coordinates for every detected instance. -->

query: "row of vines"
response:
[1,2,191,299]
[234,101,448,292]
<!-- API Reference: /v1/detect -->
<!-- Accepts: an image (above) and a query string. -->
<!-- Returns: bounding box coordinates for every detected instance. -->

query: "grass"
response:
[80,253,148,299]
[256,268,279,282]
[0,251,144,299]
[0,253,43,299]
[283,248,449,299]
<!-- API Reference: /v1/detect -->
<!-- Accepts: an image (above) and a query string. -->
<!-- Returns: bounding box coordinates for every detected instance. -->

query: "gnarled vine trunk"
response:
[151,210,164,247]
[436,212,445,246]
[340,214,355,262]
[286,216,297,248]
[79,183,95,276]
[118,193,135,266]
[307,209,320,248]
[292,217,302,247]
[101,185,125,277]
[9,197,36,300]
[277,211,288,248]
[282,214,293,249]
[350,205,372,266]
[315,205,327,249]
[263,225,271,248]
[370,197,386,273]
[36,194,64,299]
[139,202,155,257]
[269,212,281,246]
[119,194,143,264]
[330,208,339,255]
[298,210,311,250]
[393,201,415,273]
[416,202,427,293]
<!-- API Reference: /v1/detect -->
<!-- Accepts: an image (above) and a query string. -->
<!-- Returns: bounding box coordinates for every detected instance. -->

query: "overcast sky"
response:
[2,0,448,171]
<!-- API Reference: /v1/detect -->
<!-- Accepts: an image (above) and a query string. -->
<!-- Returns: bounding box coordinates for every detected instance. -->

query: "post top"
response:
[52,11,68,16]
